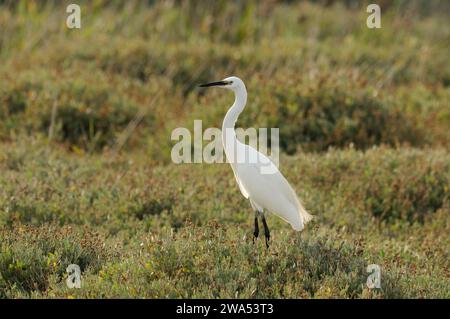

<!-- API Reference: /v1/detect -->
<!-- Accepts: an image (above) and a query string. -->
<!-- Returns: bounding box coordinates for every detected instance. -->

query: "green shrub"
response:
[294,147,449,223]
[363,151,449,223]
[0,224,111,296]
[0,71,154,151]
[142,224,369,298]
[0,0,449,299]
[129,197,174,221]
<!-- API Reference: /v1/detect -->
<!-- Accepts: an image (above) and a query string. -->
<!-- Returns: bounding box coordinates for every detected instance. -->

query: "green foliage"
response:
[0,140,448,298]
[363,152,449,223]
[1,1,449,153]
[0,71,153,151]
[290,147,449,223]
[238,80,423,153]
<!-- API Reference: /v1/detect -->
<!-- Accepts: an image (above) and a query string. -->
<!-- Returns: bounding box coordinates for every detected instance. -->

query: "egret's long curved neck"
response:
[222,86,247,149]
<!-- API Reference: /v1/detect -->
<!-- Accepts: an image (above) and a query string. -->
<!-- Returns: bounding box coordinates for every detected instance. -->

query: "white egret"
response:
[200,76,313,248]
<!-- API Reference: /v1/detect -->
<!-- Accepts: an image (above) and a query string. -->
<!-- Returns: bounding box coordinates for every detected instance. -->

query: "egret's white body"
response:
[200,76,312,241]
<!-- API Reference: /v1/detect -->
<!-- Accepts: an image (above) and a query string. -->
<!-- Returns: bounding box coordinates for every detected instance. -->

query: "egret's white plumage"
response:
[200,76,312,237]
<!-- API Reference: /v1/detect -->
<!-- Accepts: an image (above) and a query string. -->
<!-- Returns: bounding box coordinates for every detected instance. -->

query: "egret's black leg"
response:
[253,214,259,243]
[261,215,270,249]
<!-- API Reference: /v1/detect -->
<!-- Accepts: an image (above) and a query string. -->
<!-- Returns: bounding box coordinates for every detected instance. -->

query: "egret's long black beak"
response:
[199,81,230,87]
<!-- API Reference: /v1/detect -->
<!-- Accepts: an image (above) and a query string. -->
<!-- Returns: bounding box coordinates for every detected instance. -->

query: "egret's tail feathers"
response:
[300,205,313,224]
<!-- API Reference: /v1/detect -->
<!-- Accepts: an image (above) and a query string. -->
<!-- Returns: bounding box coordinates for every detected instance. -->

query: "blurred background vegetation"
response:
[0,0,449,298]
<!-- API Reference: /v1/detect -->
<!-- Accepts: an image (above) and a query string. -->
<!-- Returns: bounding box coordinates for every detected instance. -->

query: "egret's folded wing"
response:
[238,144,313,226]
[269,168,313,225]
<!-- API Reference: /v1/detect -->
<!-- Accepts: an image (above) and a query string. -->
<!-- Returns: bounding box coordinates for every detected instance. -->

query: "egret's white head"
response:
[199,76,245,92]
